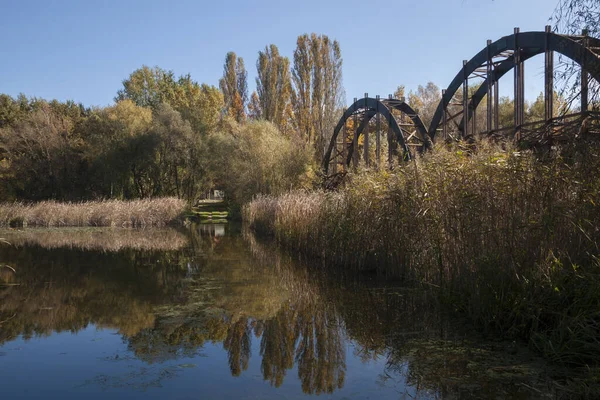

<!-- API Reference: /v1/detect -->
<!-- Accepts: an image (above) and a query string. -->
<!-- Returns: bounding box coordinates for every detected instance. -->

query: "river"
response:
[0,224,558,399]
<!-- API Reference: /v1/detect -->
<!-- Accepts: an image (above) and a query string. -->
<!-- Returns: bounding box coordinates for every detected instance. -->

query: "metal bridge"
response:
[323,27,600,174]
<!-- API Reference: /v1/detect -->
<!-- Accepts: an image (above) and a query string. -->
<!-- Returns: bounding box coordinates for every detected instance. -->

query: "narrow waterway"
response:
[0,224,557,399]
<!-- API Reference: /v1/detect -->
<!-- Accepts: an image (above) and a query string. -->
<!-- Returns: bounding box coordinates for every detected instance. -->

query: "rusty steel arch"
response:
[429,29,600,140]
[322,97,430,173]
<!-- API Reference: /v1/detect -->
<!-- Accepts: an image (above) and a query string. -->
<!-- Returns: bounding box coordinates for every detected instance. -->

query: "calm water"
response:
[0,225,557,399]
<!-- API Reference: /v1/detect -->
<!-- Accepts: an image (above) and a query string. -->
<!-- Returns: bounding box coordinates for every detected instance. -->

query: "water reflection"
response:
[0,225,556,398]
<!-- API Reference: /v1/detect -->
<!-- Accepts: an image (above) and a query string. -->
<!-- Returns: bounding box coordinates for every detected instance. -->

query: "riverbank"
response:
[244,139,600,394]
[0,198,187,228]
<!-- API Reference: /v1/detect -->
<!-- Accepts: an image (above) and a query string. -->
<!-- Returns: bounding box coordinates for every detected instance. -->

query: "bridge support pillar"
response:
[545,25,554,139]
[462,59,469,138]
[514,27,525,140]
[471,104,477,134]
[363,94,370,167]
[387,94,393,168]
[494,73,499,131]
[442,89,447,139]
[342,114,347,172]
[353,97,359,169]
[375,95,381,169]
[486,40,493,133]
[581,29,589,113]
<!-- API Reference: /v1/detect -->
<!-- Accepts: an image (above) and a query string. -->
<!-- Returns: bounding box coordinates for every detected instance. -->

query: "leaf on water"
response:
[178,363,197,369]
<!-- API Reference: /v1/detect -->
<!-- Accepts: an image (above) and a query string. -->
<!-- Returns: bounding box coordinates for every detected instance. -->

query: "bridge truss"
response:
[323,26,600,174]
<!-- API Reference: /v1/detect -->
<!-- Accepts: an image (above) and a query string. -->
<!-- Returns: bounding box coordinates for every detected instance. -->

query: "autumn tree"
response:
[117,66,223,134]
[0,101,84,199]
[248,91,262,120]
[407,82,441,129]
[219,52,248,123]
[291,34,344,162]
[115,66,176,108]
[255,45,292,133]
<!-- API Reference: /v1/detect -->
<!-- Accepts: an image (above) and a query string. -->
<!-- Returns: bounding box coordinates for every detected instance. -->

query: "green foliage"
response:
[116,65,223,134]
[208,120,312,206]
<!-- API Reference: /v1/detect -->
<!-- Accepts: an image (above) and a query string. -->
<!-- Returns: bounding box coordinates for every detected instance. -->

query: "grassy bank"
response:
[0,198,187,228]
[244,139,600,387]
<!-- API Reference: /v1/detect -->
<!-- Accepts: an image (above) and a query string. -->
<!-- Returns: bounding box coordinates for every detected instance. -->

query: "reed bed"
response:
[0,197,187,228]
[244,139,600,376]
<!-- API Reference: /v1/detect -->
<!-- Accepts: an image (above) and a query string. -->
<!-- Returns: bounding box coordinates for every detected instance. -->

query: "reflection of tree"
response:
[295,304,346,395]
[127,315,229,363]
[0,244,191,345]
[260,304,298,387]
[223,317,252,376]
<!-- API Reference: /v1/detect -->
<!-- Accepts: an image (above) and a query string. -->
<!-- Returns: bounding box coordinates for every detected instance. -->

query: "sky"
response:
[0,0,560,108]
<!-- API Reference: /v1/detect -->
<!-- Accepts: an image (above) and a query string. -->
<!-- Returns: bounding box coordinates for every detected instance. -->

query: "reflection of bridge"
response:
[323,27,600,173]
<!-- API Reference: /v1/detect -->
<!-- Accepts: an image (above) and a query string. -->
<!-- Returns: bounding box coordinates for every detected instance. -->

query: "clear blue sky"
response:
[0,0,560,107]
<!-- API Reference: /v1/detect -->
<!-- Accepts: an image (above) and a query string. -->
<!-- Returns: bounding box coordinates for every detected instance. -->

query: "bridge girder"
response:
[429,30,600,139]
[322,97,430,173]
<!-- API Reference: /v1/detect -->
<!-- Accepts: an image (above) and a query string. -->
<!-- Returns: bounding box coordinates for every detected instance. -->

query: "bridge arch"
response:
[429,29,600,140]
[323,97,430,173]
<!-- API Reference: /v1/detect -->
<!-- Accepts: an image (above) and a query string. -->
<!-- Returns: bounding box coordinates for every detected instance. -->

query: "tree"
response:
[117,66,223,134]
[219,52,248,123]
[115,66,176,108]
[291,34,345,162]
[0,101,83,199]
[407,82,441,129]
[0,94,30,128]
[256,45,292,133]
[552,0,600,109]
[248,91,262,120]
[208,120,310,205]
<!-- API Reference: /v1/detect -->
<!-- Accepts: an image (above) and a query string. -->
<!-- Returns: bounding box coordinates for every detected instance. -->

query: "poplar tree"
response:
[291,34,344,162]
[255,45,292,133]
[219,52,248,123]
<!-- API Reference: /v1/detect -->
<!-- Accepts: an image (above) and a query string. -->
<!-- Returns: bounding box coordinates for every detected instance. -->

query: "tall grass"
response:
[0,197,187,228]
[244,139,600,373]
